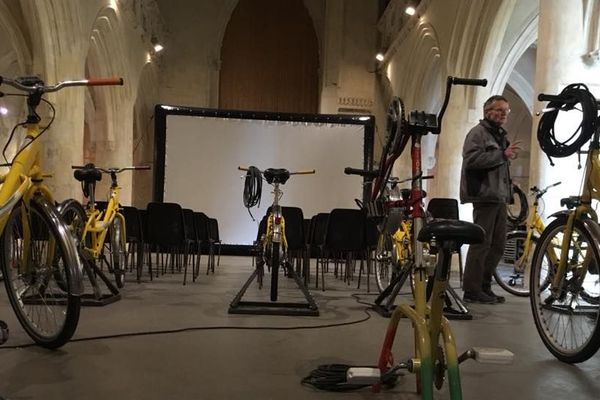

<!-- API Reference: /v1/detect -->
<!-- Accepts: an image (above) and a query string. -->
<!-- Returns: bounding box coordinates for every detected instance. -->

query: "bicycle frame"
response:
[263,181,288,252]
[80,179,125,261]
[550,146,600,293]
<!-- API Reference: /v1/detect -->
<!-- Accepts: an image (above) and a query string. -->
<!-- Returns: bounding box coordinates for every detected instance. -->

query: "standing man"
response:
[460,95,520,304]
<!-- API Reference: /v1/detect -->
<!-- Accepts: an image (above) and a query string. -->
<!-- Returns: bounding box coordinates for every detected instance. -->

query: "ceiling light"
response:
[375,53,385,62]
[0,106,8,115]
[151,36,164,54]
[405,6,416,15]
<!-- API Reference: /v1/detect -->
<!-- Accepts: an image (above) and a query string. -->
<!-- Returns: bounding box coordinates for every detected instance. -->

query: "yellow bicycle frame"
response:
[552,147,600,291]
[0,123,83,294]
[80,181,126,260]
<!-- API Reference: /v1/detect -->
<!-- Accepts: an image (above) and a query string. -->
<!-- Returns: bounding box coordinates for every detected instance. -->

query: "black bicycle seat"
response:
[73,163,102,183]
[417,219,484,247]
[263,168,290,185]
[560,196,581,209]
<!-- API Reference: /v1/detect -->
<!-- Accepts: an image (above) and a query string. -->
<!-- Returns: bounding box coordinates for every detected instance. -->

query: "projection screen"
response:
[153,105,374,251]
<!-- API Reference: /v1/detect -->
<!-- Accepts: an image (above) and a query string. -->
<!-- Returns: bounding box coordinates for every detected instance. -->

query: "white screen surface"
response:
[163,115,366,245]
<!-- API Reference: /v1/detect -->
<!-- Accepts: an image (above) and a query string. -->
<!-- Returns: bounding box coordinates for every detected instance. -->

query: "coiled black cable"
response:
[537,83,597,161]
[243,166,262,219]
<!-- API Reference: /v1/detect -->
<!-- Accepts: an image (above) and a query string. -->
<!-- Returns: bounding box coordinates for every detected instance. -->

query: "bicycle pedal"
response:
[460,347,514,365]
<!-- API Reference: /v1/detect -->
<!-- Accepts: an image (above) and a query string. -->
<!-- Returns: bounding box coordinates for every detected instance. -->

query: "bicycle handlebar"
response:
[72,165,150,174]
[344,167,380,178]
[238,166,315,175]
[530,181,561,197]
[450,77,488,87]
[0,76,123,93]
[537,93,577,103]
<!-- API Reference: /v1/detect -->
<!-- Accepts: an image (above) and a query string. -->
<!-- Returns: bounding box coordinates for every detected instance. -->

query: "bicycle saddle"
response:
[417,219,484,246]
[263,168,290,185]
[73,163,102,183]
[560,196,581,209]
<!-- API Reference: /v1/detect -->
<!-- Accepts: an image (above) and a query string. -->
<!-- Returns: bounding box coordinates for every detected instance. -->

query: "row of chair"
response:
[268,198,463,292]
[119,202,221,285]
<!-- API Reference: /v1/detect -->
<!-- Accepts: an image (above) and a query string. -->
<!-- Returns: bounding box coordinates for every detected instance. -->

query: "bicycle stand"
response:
[79,255,121,306]
[373,275,472,320]
[228,261,319,316]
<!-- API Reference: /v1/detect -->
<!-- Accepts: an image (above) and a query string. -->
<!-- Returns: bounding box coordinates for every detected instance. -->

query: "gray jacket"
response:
[460,119,512,204]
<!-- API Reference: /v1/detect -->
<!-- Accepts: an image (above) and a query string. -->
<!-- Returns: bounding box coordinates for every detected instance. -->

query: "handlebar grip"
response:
[552,181,562,187]
[86,77,124,86]
[344,167,380,178]
[133,165,151,170]
[450,77,487,87]
[290,169,316,175]
[72,165,84,169]
[238,166,249,172]
[537,93,575,103]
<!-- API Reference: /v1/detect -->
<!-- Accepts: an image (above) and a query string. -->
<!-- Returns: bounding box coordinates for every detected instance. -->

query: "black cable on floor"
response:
[300,364,371,392]
[0,296,374,350]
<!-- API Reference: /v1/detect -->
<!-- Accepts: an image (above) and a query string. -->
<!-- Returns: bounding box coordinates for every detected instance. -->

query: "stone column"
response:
[530,0,600,210]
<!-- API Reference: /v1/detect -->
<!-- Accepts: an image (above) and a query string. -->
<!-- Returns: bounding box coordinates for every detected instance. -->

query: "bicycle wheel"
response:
[59,199,87,248]
[495,231,541,297]
[270,241,280,301]
[530,217,600,363]
[375,232,395,292]
[0,197,81,348]
[109,216,126,288]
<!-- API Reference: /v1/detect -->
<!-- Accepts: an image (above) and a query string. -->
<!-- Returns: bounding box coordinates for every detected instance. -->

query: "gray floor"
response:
[1,256,599,400]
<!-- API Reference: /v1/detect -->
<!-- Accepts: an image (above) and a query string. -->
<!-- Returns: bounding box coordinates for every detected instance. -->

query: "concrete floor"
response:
[1,256,599,400]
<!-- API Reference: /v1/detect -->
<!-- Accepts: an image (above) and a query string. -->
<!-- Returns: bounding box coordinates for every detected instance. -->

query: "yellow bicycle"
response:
[59,164,150,291]
[531,83,600,363]
[229,166,319,316]
[495,182,561,296]
[0,75,121,347]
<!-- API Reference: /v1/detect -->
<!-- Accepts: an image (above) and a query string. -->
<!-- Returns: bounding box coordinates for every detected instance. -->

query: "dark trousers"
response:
[463,202,507,294]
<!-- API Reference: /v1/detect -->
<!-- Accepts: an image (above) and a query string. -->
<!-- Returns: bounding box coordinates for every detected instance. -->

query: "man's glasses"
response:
[486,107,511,114]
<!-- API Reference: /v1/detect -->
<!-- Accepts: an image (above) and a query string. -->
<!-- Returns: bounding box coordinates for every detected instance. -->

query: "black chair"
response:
[194,212,210,276]
[138,209,152,280]
[145,202,186,277]
[323,208,366,290]
[182,209,199,285]
[426,198,464,284]
[309,212,329,290]
[121,206,144,282]
[207,218,222,271]
[362,216,379,292]
[280,207,307,281]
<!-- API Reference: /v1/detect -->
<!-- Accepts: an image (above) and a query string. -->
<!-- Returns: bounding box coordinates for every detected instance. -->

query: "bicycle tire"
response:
[530,217,600,363]
[507,184,528,226]
[110,216,126,288]
[375,232,395,292]
[58,199,87,248]
[0,197,81,348]
[270,241,280,301]
[494,231,540,297]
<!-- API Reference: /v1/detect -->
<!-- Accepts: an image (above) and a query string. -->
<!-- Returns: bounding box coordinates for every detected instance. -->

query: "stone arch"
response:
[86,5,133,146]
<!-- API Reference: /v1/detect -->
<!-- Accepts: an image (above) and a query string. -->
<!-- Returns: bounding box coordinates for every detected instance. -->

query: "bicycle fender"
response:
[33,196,85,295]
[547,210,570,220]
